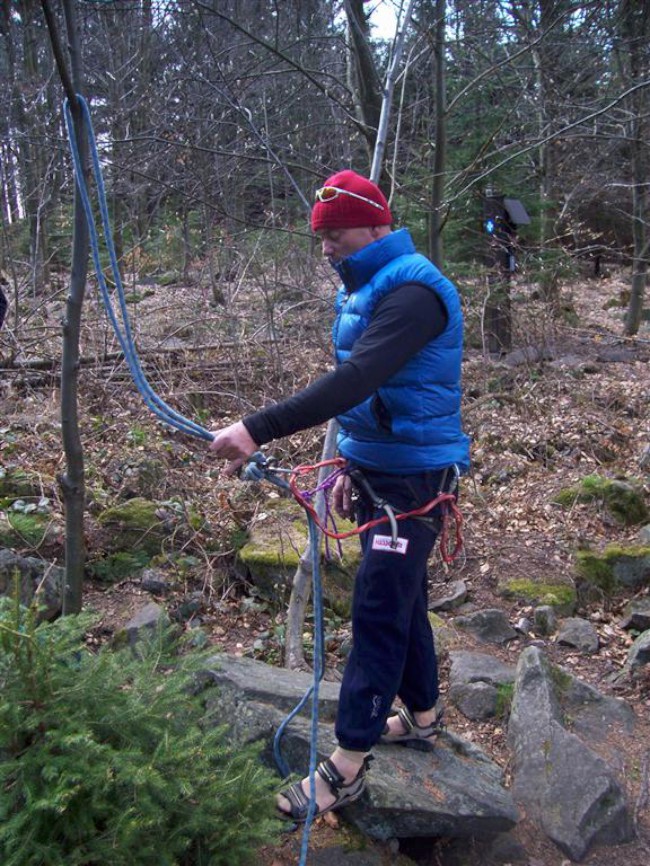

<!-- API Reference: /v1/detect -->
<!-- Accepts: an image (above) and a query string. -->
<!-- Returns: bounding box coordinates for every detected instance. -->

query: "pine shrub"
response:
[0,597,280,865]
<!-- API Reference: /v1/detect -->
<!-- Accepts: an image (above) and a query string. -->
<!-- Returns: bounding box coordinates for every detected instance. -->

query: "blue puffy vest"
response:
[332,229,470,474]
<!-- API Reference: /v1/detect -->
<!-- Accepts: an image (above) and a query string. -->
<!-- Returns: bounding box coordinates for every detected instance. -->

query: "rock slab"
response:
[508,646,633,861]
[204,653,518,841]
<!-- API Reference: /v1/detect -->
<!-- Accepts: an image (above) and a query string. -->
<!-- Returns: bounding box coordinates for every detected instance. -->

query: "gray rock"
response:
[124,602,168,647]
[533,605,558,636]
[612,551,650,589]
[453,609,518,644]
[428,579,468,612]
[204,653,518,841]
[0,548,63,620]
[449,651,516,687]
[556,616,599,653]
[627,629,650,671]
[448,651,516,721]
[141,568,170,595]
[514,616,532,635]
[639,524,650,544]
[508,646,633,860]
[448,681,499,720]
[619,597,650,631]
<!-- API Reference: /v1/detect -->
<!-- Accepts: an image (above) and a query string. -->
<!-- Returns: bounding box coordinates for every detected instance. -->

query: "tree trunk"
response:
[42,0,90,614]
[622,0,648,336]
[428,0,447,268]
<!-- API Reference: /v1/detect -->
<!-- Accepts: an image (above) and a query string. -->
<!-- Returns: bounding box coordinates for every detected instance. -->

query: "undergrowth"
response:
[0,594,281,866]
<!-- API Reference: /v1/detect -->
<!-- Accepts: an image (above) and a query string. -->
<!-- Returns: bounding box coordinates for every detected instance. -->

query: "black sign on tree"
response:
[483,188,530,355]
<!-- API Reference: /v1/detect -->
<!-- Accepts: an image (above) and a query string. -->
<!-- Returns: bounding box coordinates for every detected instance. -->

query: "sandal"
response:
[379,704,445,752]
[277,755,372,823]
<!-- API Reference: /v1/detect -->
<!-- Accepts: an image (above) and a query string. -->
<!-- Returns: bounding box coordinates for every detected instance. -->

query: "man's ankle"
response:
[331,747,370,774]
[413,704,439,727]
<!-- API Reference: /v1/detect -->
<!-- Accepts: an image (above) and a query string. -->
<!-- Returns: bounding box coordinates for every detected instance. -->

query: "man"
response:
[210,169,470,821]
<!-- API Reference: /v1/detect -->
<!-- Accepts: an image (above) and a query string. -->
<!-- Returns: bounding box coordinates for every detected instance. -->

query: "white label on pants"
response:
[371,534,409,554]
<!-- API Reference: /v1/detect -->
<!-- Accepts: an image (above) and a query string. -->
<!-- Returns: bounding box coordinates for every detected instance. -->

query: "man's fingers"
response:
[222,457,245,478]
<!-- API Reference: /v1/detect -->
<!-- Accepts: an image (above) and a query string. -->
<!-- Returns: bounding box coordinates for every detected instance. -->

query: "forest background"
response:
[1,2,650,865]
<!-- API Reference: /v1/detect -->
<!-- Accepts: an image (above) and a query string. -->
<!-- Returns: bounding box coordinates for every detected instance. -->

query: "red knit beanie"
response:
[310,170,392,232]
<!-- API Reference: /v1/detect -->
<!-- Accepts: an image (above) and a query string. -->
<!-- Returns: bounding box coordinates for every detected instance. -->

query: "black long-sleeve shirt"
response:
[243,283,448,446]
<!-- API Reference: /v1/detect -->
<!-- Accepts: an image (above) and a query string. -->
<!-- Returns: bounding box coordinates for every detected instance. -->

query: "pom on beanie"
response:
[311,170,392,232]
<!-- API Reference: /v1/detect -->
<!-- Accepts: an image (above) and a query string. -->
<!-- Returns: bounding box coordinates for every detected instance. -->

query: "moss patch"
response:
[576,544,650,594]
[236,499,362,612]
[87,551,152,583]
[97,497,168,556]
[553,474,648,526]
[496,576,577,615]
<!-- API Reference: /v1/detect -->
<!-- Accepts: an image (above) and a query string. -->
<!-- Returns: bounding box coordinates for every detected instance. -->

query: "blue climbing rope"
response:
[63,94,213,442]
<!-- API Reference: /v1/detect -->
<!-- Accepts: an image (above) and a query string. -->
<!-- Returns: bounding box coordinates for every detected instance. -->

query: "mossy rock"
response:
[158,271,181,286]
[0,467,54,500]
[553,475,648,526]
[97,497,168,556]
[428,611,457,657]
[576,544,650,594]
[496,576,577,616]
[236,498,362,612]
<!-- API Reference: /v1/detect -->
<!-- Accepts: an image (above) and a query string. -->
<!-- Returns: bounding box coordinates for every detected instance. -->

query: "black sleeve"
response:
[243,283,448,445]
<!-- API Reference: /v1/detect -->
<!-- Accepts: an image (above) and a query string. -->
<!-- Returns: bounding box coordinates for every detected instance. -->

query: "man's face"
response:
[317,226,379,264]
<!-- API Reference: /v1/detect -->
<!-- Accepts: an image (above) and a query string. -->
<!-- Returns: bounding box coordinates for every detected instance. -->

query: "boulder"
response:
[0,548,63,619]
[619,597,650,631]
[447,651,516,721]
[236,498,361,611]
[556,616,600,653]
[428,579,468,612]
[626,629,650,672]
[496,576,576,616]
[97,497,171,555]
[576,544,650,594]
[533,604,558,635]
[202,653,518,841]
[453,609,518,644]
[508,646,633,860]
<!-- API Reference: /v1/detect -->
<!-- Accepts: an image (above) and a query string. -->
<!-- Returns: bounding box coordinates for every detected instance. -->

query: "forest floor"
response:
[1,264,649,866]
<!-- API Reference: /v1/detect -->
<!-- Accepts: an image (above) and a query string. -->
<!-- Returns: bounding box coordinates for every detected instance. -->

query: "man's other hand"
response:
[209,421,258,476]
[332,472,353,519]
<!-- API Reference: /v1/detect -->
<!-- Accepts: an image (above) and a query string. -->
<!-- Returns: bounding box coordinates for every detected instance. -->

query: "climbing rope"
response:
[63,94,213,442]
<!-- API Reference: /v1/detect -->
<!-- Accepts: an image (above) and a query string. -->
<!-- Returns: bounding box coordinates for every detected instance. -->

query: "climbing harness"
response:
[289,458,463,564]
[63,94,213,442]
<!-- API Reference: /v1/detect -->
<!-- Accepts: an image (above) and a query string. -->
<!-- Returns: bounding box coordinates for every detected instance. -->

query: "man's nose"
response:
[322,239,335,257]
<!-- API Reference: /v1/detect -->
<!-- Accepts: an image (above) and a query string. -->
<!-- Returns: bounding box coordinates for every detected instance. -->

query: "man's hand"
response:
[332,472,353,519]
[209,421,258,477]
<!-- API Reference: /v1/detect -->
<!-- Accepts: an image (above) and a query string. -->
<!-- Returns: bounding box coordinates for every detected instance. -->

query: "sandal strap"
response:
[397,706,417,733]
[282,779,311,819]
[316,758,346,793]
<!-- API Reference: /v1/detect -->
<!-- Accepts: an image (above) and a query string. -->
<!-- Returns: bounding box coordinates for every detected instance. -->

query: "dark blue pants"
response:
[335,468,448,752]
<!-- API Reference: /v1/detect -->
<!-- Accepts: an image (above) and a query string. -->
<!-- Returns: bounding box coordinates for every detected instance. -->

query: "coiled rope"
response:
[63,94,213,441]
